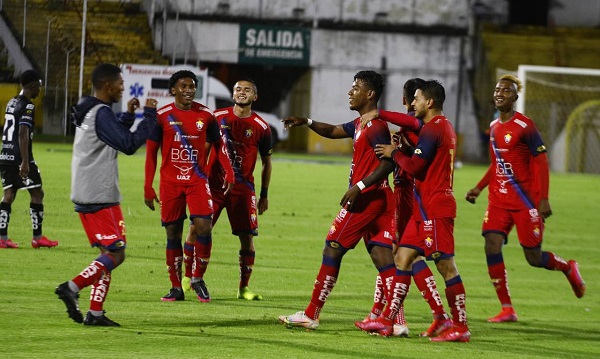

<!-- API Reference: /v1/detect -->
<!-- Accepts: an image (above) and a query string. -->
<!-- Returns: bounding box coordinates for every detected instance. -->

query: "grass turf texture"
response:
[0,142,598,359]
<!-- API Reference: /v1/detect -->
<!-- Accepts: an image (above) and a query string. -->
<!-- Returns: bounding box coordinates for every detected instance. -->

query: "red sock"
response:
[193,234,212,278]
[166,240,183,287]
[412,259,447,318]
[305,256,340,320]
[445,276,468,329]
[542,251,569,272]
[486,253,512,306]
[395,303,406,325]
[72,254,115,290]
[239,250,255,288]
[381,270,411,322]
[369,274,386,317]
[89,272,111,312]
[183,242,194,278]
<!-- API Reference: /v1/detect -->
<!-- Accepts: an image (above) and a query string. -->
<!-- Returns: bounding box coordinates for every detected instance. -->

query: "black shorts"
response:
[0,162,43,190]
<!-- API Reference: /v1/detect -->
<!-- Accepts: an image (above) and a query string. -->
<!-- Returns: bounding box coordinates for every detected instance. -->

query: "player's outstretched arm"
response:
[282,116,349,139]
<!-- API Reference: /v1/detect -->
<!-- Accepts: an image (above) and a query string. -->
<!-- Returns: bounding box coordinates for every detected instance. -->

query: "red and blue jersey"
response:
[342,117,392,213]
[487,111,546,210]
[208,107,273,194]
[149,102,220,185]
[394,115,457,220]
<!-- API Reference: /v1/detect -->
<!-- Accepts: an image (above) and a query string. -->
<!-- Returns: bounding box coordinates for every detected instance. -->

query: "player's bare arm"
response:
[281,116,349,139]
[18,125,30,178]
[258,155,272,215]
[465,163,493,204]
[340,159,393,210]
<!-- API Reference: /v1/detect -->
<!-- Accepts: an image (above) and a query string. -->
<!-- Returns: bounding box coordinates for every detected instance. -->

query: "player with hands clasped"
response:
[365,80,470,342]
[465,74,585,323]
[278,70,399,331]
[144,70,234,303]
[56,63,157,326]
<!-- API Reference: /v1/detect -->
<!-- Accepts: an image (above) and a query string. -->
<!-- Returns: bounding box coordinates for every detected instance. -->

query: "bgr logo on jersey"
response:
[171,147,198,162]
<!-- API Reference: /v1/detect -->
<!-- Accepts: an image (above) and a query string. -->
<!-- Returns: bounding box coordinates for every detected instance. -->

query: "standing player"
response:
[278,70,403,330]
[144,70,234,303]
[465,74,585,322]
[183,78,272,300]
[362,80,470,342]
[357,78,451,338]
[0,69,57,249]
[55,63,157,326]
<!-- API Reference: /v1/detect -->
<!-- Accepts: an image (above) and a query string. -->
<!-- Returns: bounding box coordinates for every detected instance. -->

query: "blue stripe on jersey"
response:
[219,116,253,190]
[413,186,428,221]
[169,114,208,180]
[490,129,535,209]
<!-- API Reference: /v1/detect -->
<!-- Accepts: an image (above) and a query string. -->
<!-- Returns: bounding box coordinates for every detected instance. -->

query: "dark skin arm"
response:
[340,159,394,210]
[282,116,349,139]
[18,125,30,178]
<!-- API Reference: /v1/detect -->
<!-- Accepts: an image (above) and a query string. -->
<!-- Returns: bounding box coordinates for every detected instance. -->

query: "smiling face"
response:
[412,89,430,119]
[105,73,125,104]
[171,77,196,109]
[493,79,518,113]
[348,79,372,112]
[233,80,257,107]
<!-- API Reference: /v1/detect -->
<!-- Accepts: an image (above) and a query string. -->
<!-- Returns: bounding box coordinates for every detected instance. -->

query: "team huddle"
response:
[1,65,585,340]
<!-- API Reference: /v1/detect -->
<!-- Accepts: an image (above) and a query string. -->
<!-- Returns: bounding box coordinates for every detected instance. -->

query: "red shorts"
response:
[396,217,419,247]
[399,218,455,260]
[326,208,394,250]
[394,184,414,241]
[78,205,127,251]
[482,205,544,248]
[212,188,258,236]
[160,180,213,225]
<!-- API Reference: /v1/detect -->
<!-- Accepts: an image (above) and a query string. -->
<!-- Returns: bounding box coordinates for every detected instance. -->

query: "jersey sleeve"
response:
[206,116,221,143]
[366,121,391,148]
[342,121,355,138]
[258,126,273,157]
[523,124,547,157]
[19,102,35,128]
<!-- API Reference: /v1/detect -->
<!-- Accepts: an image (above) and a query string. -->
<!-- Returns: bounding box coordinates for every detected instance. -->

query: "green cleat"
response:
[237,286,263,300]
[182,277,192,292]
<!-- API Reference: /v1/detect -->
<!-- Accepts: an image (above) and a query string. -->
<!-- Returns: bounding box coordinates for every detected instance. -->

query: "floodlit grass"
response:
[0,142,598,359]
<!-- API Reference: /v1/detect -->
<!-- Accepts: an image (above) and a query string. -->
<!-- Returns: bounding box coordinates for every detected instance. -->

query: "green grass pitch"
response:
[0,142,598,359]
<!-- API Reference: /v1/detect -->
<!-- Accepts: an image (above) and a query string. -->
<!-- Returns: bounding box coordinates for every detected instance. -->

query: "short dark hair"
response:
[421,80,445,110]
[236,77,258,94]
[354,70,385,102]
[403,78,425,105]
[91,63,121,90]
[168,70,197,95]
[20,69,42,87]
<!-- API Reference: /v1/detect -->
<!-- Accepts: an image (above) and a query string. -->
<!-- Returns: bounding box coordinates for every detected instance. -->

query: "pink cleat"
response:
[32,236,59,248]
[420,317,452,337]
[355,316,394,337]
[565,260,585,298]
[487,307,518,323]
[430,325,471,342]
[0,239,19,248]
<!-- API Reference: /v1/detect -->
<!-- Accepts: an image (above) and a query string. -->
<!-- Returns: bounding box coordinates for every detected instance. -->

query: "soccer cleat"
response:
[55,282,83,323]
[161,287,185,301]
[237,286,263,300]
[420,318,452,337]
[393,324,410,337]
[182,276,192,292]
[487,307,518,323]
[355,316,394,337]
[278,311,320,330]
[0,239,19,248]
[565,260,585,298]
[31,236,59,248]
[83,311,120,327]
[191,279,211,302]
[430,325,471,342]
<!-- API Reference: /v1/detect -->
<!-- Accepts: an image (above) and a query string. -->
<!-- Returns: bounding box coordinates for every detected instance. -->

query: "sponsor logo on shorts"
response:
[95,234,118,240]
[425,236,433,248]
[533,227,540,238]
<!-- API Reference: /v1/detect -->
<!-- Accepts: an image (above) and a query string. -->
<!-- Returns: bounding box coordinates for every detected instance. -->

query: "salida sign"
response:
[239,24,310,66]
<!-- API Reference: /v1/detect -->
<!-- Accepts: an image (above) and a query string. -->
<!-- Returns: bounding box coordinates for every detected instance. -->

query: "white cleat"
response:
[278,311,319,330]
[393,324,410,337]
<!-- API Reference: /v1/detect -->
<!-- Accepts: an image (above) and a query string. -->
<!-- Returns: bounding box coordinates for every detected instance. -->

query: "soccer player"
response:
[183,78,272,301]
[144,70,234,303]
[362,80,470,342]
[465,74,585,323]
[0,69,57,249]
[55,63,157,326]
[357,78,451,338]
[278,70,411,330]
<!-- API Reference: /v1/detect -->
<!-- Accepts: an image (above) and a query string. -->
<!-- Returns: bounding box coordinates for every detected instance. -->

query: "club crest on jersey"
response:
[196,119,204,131]
[504,132,512,144]
[245,128,253,137]
[425,236,433,248]
[533,226,541,238]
